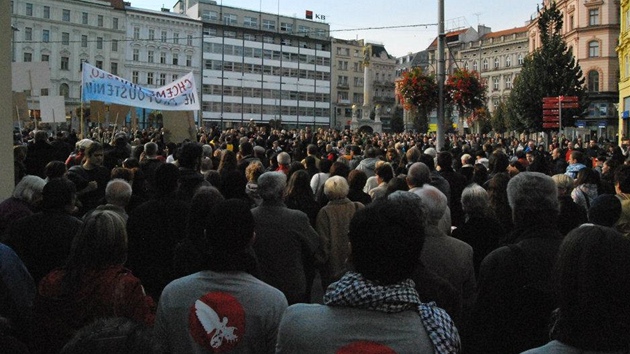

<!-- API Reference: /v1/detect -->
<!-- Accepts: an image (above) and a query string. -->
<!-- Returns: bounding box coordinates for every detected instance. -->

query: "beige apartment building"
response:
[331,38,397,130]
[529,0,620,138]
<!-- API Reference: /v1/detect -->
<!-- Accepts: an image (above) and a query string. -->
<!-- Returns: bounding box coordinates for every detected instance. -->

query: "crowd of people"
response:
[2,122,630,353]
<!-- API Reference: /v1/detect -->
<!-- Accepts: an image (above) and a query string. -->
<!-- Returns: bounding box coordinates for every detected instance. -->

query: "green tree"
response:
[446,69,488,127]
[509,1,586,131]
[491,100,508,133]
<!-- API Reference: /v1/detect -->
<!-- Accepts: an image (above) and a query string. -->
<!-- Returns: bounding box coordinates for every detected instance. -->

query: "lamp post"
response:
[436,0,445,150]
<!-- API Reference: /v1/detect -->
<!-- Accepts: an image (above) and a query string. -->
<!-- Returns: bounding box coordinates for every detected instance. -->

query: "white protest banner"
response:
[39,96,66,123]
[82,63,199,111]
[12,62,52,93]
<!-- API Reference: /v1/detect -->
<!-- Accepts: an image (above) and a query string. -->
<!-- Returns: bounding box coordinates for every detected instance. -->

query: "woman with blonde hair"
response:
[34,210,154,353]
[316,176,364,288]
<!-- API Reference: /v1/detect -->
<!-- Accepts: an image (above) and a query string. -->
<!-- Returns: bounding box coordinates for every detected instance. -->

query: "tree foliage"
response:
[446,68,488,116]
[396,67,438,133]
[508,1,586,132]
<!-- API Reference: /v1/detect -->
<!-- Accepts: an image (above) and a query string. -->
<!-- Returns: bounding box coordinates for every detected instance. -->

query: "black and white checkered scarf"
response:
[324,271,461,354]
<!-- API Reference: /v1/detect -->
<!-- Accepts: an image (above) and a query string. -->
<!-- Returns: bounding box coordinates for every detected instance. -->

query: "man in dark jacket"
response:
[465,172,563,354]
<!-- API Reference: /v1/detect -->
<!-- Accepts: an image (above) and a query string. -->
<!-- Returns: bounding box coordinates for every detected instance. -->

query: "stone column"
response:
[0,3,14,200]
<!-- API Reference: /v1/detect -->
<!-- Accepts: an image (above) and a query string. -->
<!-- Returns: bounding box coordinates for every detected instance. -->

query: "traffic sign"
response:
[559,96,578,102]
[543,97,559,103]
[543,122,560,129]
[543,103,560,109]
[562,103,580,109]
[543,117,559,122]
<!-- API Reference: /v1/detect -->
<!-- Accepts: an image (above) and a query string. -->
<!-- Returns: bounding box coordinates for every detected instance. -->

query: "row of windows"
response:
[463,54,525,72]
[23,28,120,51]
[201,101,330,117]
[204,60,331,81]
[203,28,328,51]
[132,27,194,46]
[23,3,117,29]
[202,85,330,102]
[132,49,193,67]
[203,42,331,66]
[200,10,327,38]
[21,53,118,75]
[131,71,179,86]
[490,75,514,91]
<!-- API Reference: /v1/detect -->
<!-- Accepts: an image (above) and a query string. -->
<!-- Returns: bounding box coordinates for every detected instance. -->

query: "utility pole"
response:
[436,0,445,150]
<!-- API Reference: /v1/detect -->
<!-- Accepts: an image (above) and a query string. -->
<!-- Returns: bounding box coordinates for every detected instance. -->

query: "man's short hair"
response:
[239,142,253,156]
[615,165,630,194]
[206,199,255,254]
[105,179,132,206]
[375,162,394,183]
[42,177,76,210]
[144,142,158,157]
[405,147,422,164]
[307,144,318,155]
[349,200,425,284]
[178,142,203,169]
[406,162,430,188]
[257,172,287,201]
[507,172,558,212]
[277,152,291,165]
[413,185,447,224]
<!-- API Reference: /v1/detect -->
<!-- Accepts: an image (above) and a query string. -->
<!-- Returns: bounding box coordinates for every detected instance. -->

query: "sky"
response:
[129,0,542,57]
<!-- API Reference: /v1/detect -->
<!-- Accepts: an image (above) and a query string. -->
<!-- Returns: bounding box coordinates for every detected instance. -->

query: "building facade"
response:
[11,0,126,117]
[618,0,630,140]
[331,38,365,129]
[180,1,332,128]
[530,0,620,138]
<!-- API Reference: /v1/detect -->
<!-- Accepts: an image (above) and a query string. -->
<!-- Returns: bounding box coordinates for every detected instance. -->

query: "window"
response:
[96,37,103,49]
[159,73,166,86]
[111,39,118,52]
[569,15,574,30]
[24,27,32,41]
[133,49,139,61]
[161,31,167,42]
[41,88,49,97]
[589,8,599,26]
[626,54,630,79]
[82,12,88,24]
[518,53,524,65]
[81,35,87,47]
[148,50,154,63]
[223,13,237,25]
[298,25,309,34]
[473,61,478,71]
[23,52,32,62]
[464,61,469,70]
[186,55,192,67]
[263,36,274,43]
[493,77,500,90]
[96,60,103,69]
[483,59,488,70]
[42,30,49,43]
[133,27,140,40]
[172,55,178,65]
[506,75,512,89]
[244,16,257,27]
[148,29,155,40]
[110,62,118,75]
[26,3,32,16]
[160,52,166,64]
[224,31,236,38]
[59,84,69,99]
[263,19,276,30]
[281,22,293,32]
[173,32,179,44]
[589,41,600,57]
[62,9,70,22]
[506,56,511,67]
[147,72,154,85]
[112,18,118,29]
[187,34,193,46]
[172,74,178,81]
[43,6,49,18]
[41,54,49,62]
[588,70,599,92]
[132,71,139,83]
[61,57,69,70]
[494,57,500,69]
[97,15,103,27]
[202,10,218,21]
[62,32,70,45]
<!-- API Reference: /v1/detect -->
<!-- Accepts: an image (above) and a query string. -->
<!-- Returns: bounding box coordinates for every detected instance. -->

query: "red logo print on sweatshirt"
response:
[189,292,245,353]
[337,341,397,354]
